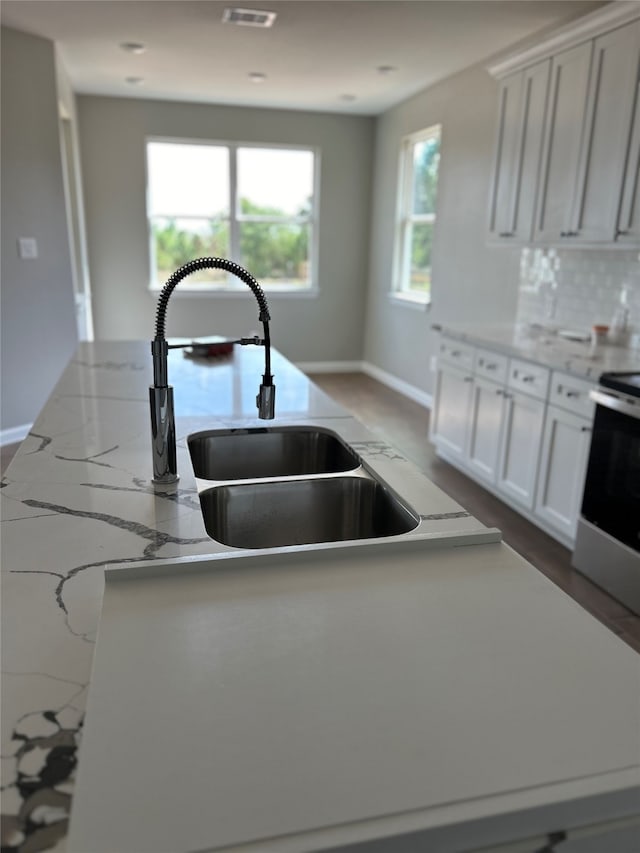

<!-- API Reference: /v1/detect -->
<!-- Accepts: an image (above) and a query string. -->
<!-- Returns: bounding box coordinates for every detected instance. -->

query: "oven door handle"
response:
[590,388,640,419]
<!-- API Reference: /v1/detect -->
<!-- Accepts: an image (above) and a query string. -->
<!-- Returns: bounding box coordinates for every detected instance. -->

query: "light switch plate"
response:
[17,238,38,259]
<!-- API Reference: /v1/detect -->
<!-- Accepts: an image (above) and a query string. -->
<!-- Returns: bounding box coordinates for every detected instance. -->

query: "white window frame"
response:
[145,137,320,296]
[391,124,441,309]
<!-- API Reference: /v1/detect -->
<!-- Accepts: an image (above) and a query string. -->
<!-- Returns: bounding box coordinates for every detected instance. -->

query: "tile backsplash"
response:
[516,248,640,340]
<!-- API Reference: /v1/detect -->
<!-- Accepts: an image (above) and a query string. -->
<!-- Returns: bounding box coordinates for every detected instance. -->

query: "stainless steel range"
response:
[572,372,640,615]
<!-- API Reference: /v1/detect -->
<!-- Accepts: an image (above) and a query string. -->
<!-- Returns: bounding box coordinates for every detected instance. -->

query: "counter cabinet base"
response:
[433,444,575,551]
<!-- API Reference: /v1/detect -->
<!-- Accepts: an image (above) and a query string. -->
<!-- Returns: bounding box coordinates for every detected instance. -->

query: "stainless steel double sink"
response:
[188,426,419,549]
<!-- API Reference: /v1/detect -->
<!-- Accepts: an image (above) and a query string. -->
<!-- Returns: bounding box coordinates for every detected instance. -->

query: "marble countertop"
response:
[435,323,640,380]
[2,341,639,852]
[0,340,493,852]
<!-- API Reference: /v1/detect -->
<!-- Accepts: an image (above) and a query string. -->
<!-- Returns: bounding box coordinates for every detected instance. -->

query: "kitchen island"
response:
[1,341,639,853]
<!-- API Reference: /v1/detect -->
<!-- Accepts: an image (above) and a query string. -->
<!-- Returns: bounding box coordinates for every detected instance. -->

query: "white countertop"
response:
[435,323,640,380]
[2,341,639,852]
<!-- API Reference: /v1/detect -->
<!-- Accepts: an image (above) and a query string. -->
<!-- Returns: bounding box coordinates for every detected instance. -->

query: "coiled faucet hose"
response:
[154,257,271,340]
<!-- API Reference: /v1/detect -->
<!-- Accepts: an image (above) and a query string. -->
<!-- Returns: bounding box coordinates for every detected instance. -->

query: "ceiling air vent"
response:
[222,7,277,27]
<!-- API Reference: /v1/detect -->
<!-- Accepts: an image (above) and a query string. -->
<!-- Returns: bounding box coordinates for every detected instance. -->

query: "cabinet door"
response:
[534,405,592,542]
[467,377,506,484]
[573,21,640,243]
[497,391,546,510]
[617,77,640,244]
[535,41,593,242]
[430,363,473,461]
[488,61,550,243]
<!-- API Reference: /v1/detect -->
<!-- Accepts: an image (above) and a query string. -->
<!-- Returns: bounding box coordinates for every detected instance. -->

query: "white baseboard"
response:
[1,423,31,447]
[297,359,432,409]
[296,360,364,374]
[362,362,432,409]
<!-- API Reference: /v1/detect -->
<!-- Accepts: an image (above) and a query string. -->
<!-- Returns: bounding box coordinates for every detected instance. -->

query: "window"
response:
[394,125,441,304]
[146,140,317,291]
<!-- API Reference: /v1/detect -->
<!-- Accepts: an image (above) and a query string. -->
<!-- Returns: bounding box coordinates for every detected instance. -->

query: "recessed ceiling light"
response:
[125,76,144,85]
[248,71,267,83]
[377,65,397,75]
[223,7,277,27]
[120,42,146,54]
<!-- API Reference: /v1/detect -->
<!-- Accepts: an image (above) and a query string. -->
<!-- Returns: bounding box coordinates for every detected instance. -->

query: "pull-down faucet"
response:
[150,257,275,485]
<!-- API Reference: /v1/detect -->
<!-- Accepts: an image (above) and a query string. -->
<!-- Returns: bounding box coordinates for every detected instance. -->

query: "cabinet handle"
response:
[522,375,535,383]
[617,229,630,237]
[499,231,515,238]
[464,375,473,382]
[560,231,579,238]
[566,390,579,398]
[581,426,591,433]
[495,389,504,396]
[451,350,461,357]
[486,363,497,371]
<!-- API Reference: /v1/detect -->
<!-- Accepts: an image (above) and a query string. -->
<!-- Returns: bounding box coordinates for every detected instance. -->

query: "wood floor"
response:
[3,372,639,652]
[311,371,640,654]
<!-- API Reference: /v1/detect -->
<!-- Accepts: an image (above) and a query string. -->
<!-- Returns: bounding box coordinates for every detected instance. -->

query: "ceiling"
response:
[1,0,608,115]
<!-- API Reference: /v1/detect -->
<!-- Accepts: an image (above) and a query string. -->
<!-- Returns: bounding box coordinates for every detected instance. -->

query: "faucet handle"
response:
[257,378,276,419]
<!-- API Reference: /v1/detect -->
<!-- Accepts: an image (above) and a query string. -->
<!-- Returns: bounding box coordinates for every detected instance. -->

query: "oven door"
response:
[581,389,640,553]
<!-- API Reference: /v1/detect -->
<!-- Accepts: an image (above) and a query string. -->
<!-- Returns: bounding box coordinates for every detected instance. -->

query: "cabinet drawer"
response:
[549,371,595,419]
[508,358,549,400]
[475,348,508,384]
[438,338,475,371]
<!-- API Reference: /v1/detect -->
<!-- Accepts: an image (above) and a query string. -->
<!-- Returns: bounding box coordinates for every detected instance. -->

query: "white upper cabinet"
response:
[536,21,640,245]
[617,74,640,244]
[488,61,550,244]
[535,41,593,243]
[488,7,640,248]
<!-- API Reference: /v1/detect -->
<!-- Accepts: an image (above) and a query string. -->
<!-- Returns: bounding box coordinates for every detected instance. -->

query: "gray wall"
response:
[1,27,78,434]
[363,63,521,397]
[78,96,374,364]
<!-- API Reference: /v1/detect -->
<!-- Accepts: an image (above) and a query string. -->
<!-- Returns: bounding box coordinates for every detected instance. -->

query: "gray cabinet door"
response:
[467,376,506,484]
[430,363,473,461]
[488,61,549,243]
[535,41,593,242]
[496,390,546,511]
[573,21,640,244]
[617,77,640,244]
[534,404,592,542]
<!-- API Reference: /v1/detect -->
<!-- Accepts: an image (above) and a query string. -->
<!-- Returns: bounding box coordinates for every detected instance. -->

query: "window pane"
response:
[152,217,230,283]
[412,135,440,215]
[237,148,313,217]
[408,221,433,294]
[147,143,229,217]
[239,222,310,286]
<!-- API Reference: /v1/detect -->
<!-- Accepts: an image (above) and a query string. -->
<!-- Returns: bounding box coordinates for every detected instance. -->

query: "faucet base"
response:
[151,474,180,487]
[150,385,178,484]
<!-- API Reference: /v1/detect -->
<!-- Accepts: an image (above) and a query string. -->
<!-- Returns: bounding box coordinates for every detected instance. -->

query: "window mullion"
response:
[229,144,239,273]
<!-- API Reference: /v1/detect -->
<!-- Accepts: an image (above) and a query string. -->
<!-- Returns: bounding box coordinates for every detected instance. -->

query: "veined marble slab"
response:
[1,340,497,852]
[69,541,640,853]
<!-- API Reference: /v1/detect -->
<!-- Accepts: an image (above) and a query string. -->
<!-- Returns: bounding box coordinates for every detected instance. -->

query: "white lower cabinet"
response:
[534,404,592,541]
[431,337,596,548]
[467,377,506,484]
[430,362,474,462]
[496,390,546,510]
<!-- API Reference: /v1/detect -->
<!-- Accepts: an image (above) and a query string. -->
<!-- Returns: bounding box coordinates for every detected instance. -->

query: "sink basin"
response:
[198,476,419,549]
[188,426,360,480]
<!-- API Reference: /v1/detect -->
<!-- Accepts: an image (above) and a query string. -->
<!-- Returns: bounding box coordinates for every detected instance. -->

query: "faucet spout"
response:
[150,257,275,486]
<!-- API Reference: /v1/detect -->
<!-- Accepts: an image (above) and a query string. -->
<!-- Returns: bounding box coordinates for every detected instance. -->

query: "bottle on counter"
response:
[608,286,630,346]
